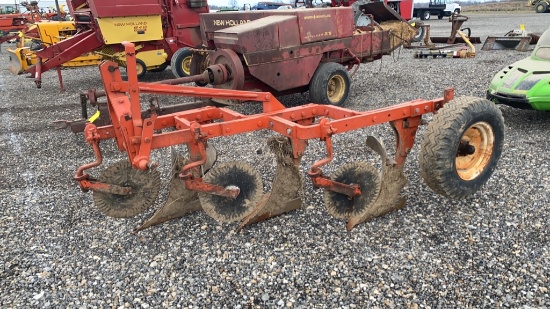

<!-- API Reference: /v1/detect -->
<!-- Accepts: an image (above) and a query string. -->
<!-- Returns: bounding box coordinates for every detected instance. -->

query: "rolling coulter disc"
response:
[324,162,381,220]
[210,49,245,90]
[199,162,263,223]
[93,161,161,218]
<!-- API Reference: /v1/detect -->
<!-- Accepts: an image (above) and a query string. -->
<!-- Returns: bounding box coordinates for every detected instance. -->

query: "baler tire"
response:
[135,59,147,78]
[419,96,504,199]
[309,62,350,107]
[171,47,193,78]
[535,2,548,13]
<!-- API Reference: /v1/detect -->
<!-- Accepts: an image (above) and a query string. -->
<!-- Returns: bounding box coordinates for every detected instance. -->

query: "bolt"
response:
[208,130,213,135]
[118,98,124,103]
[162,120,167,126]
[144,138,150,143]
[225,127,230,133]
[424,105,429,111]
[132,138,139,144]
[414,108,420,114]
[196,115,202,121]
[265,94,271,100]
[257,121,263,127]
[286,128,292,134]
[146,120,152,126]
[269,121,273,127]
[372,116,377,122]
[290,114,295,120]
[113,83,121,91]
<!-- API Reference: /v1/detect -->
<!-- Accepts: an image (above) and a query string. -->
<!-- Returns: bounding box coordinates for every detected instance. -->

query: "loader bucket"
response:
[237,136,302,230]
[7,47,27,75]
[357,1,405,23]
[346,136,408,231]
[481,36,532,52]
[135,145,217,231]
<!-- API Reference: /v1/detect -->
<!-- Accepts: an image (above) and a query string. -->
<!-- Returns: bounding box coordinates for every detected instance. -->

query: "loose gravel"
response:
[1,13,548,308]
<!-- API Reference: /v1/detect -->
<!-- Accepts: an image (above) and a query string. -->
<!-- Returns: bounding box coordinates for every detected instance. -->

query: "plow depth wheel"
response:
[171,47,193,78]
[324,162,381,220]
[309,62,350,106]
[420,96,504,199]
[93,161,161,218]
[199,162,263,222]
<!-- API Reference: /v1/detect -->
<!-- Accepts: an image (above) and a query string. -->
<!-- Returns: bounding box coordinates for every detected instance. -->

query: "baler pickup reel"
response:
[73,42,504,233]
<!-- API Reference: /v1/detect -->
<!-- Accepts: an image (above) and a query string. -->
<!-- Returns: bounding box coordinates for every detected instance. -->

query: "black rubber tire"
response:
[135,59,147,78]
[149,62,168,73]
[408,20,425,42]
[438,14,444,19]
[535,2,548,13]
[93,161,161,218]
[309,62,351,106]
[199,162,263,222]
[324,162,381,220]
[454,8,461,14]
[170,47,193,78]
[419,96,505,199]
[422,10,431,20]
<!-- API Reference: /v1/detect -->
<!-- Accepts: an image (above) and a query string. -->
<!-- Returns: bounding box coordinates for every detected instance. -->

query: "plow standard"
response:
[74,42,505,232]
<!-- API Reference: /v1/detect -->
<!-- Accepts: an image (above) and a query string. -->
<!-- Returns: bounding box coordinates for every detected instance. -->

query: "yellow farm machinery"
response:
[7,20,102,76]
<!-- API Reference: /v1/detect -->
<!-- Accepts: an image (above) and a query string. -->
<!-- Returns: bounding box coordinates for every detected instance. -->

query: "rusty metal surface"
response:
[430,36,481,44]
[481,36,534,52]
[73,44,454,230]
[357,1,405,23]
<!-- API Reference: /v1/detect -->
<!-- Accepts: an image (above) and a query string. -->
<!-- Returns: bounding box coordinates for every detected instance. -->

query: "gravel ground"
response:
[1,13,549,308]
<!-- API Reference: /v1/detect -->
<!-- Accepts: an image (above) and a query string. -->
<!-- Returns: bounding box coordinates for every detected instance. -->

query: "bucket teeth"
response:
[238,136,303,230]
[346,136,408,231]
[135,144,217,232]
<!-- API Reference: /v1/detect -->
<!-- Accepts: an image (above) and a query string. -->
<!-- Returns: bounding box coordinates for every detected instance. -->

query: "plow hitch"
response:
[72,43,505,233]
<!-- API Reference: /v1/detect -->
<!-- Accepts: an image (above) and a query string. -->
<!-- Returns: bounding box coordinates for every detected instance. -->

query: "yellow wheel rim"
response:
[136,62,145,76]
[327,75,346,104]
[455,121,494,181]
[181,55,192,76]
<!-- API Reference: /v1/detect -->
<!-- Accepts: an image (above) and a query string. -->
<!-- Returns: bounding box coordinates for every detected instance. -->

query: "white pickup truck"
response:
[413,0,461,20]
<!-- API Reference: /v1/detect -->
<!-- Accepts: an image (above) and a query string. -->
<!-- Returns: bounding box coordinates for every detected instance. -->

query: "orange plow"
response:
[73,42,505,231]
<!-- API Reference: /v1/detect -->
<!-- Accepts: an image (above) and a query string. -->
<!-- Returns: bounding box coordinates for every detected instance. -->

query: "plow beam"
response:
[74,42,506,232]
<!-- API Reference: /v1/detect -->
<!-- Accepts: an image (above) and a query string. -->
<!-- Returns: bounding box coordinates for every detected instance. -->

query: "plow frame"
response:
[76,42,454,201]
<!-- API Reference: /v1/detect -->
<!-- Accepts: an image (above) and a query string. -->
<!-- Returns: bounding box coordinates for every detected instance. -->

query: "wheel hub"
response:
[327,75,346,104]
[455,121,495,181]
